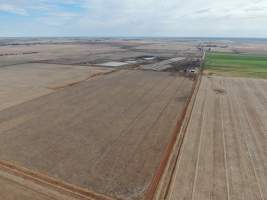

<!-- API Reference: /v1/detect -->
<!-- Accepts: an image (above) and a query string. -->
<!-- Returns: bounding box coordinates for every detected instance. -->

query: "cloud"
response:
[0,0,267,37]
[0,3,28,15]
[195,8,211,14]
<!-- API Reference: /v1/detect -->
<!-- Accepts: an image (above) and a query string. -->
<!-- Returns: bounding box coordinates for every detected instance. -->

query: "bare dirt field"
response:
[0,63,113,111]
[0,165,92,200]
[0,39,201,68]
[200,39,267,55]
[0,38,202,200]
[0,69,194,200]
[5,37,267,200]
[0,43,124,67]
[166,76,267,200]
[0,175,52,200]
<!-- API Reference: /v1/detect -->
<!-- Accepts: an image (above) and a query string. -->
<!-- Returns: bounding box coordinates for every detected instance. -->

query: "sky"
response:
[0,0,267,37]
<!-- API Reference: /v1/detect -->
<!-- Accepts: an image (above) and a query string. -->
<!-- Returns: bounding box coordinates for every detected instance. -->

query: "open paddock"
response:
[167,76,267,200]
[0,63,113,111]
[0,69,195,200]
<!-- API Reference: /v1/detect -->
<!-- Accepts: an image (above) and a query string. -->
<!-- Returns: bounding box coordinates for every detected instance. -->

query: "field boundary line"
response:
[46,70,117,90]
[145,52,205,200]
[0,160,117,200]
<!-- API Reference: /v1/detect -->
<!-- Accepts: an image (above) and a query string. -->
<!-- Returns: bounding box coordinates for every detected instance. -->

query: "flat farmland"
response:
[0,176,52,200]
[0,69,194,200]
[0,39,201,67]
[0,63,113,111]
[167,76,267,200]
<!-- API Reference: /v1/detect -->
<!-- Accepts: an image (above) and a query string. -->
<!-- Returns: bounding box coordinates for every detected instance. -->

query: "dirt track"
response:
[0,70,194,200]
[167,76,267,200]
[0,175,52,200]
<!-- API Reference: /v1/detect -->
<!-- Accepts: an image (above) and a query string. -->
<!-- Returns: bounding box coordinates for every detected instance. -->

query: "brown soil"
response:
[0,70,194,200]
[166,76,267,200]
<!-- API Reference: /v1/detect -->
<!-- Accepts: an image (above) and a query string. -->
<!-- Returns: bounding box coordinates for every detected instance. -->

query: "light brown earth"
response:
[200,39,267,54]
[0,176,52,200]
[0,69,194,200]
[166,76,267,200]
[0,43,124,67]
[0,40,201,67]
[0,63,113,111]
[2,38,266,200]
[0,164,104,200]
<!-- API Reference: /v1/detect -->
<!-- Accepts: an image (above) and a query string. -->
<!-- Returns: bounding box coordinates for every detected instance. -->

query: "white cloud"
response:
[0,0,267,37]
[0,3,28,15]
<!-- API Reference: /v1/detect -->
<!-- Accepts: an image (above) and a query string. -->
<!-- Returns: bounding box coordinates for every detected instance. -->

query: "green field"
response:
[204,52,267,79]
